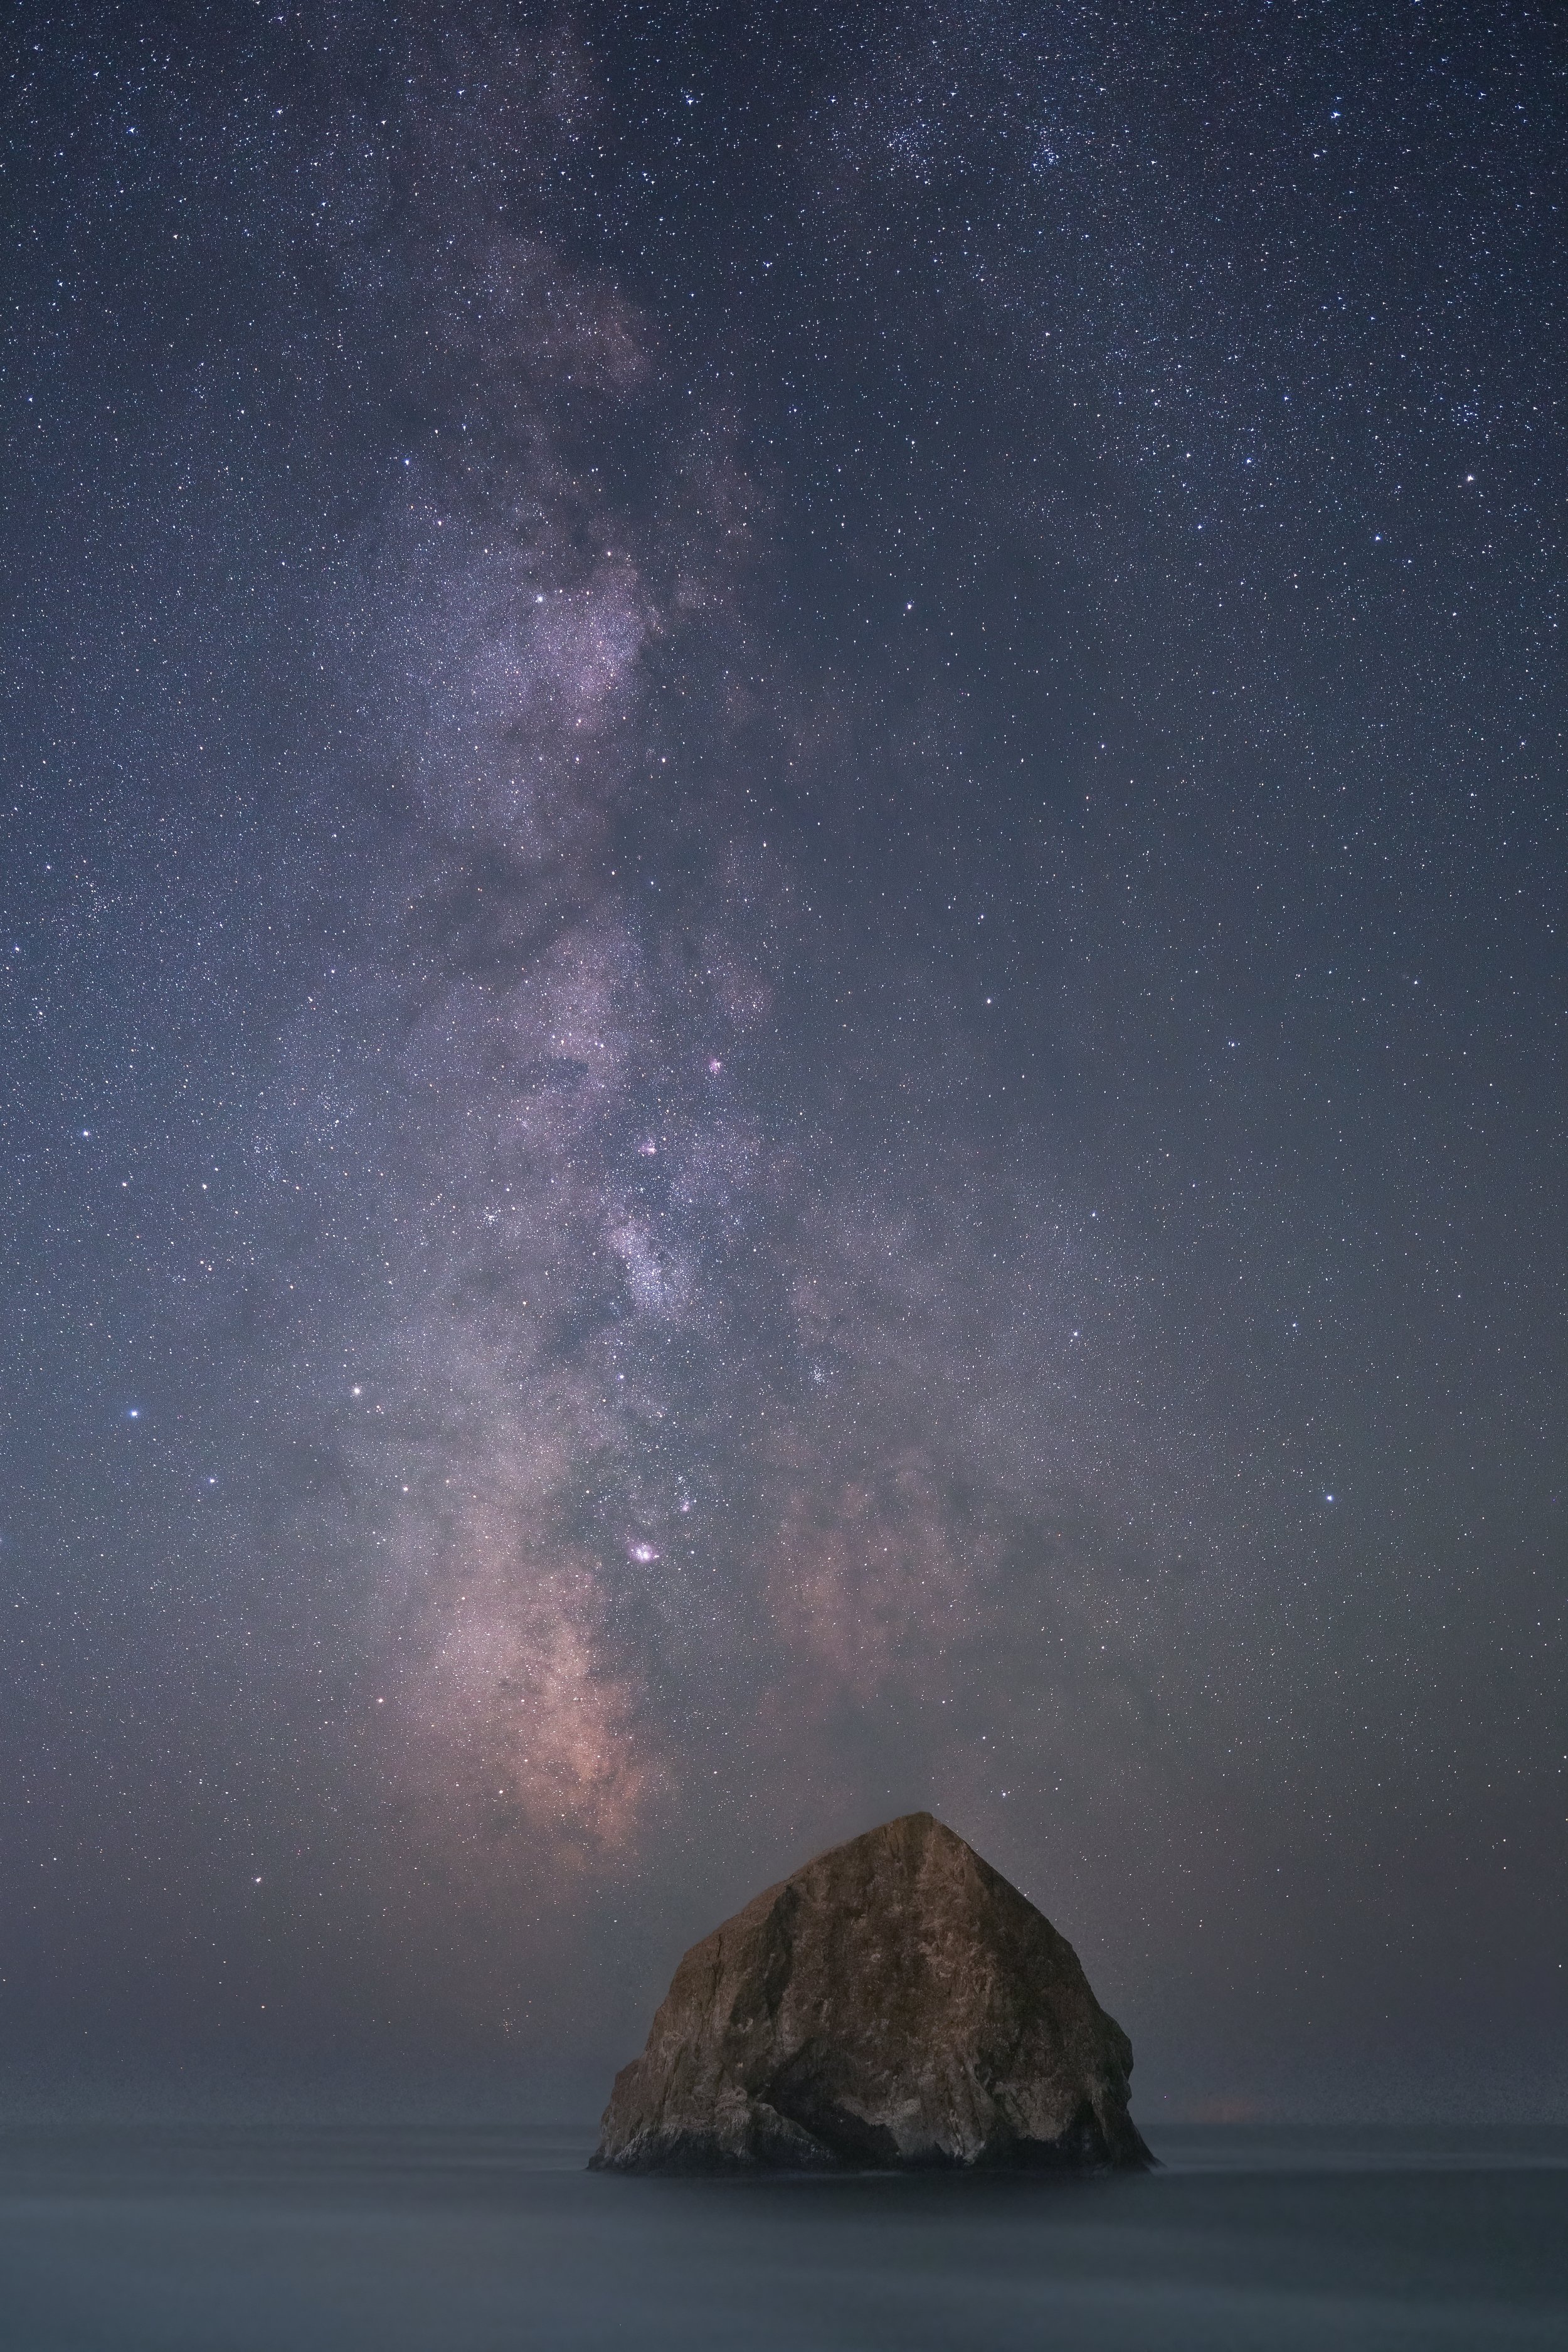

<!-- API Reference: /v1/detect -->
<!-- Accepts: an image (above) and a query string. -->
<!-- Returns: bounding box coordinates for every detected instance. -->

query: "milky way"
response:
[4,3,1564,2119]
[263,95,1192,1880]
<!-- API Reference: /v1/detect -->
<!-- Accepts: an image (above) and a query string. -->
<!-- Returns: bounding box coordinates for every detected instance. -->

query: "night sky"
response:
[4,2,1564,2124]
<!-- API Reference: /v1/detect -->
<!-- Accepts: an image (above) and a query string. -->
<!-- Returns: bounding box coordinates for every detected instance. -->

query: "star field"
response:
[2,1,1564,2119]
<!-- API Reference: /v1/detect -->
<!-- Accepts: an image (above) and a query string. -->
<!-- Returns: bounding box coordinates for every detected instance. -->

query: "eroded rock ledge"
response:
[591,1811,1152,2174]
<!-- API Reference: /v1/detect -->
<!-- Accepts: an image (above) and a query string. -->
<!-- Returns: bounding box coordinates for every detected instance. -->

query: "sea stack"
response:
[591,1811,1152,2173]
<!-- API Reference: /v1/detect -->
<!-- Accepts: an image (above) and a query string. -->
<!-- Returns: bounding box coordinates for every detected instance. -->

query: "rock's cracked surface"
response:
[591,1811,1152,2173]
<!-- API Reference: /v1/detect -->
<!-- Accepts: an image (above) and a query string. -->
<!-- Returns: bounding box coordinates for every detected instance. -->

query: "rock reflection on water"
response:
[1,2121,1565,2351]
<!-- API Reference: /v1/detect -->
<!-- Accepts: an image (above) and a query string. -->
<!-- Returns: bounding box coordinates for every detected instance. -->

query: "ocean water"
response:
[1,2118,1564,2350]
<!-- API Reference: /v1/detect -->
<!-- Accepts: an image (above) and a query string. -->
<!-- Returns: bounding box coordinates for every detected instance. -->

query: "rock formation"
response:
[591,1811,1152,2173]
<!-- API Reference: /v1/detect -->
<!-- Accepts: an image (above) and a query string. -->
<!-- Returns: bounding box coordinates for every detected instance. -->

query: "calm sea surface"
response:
[1,2118,1564,2350]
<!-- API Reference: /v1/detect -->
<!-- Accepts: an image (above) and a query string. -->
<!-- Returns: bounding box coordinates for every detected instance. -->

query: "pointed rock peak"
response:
[591,1816,1152,2175]
[854,1808,946,1844]
[808,1809,950,1861]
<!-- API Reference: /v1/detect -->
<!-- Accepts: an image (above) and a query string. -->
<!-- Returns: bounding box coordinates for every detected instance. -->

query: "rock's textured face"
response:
[591,1812,1152,2173]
